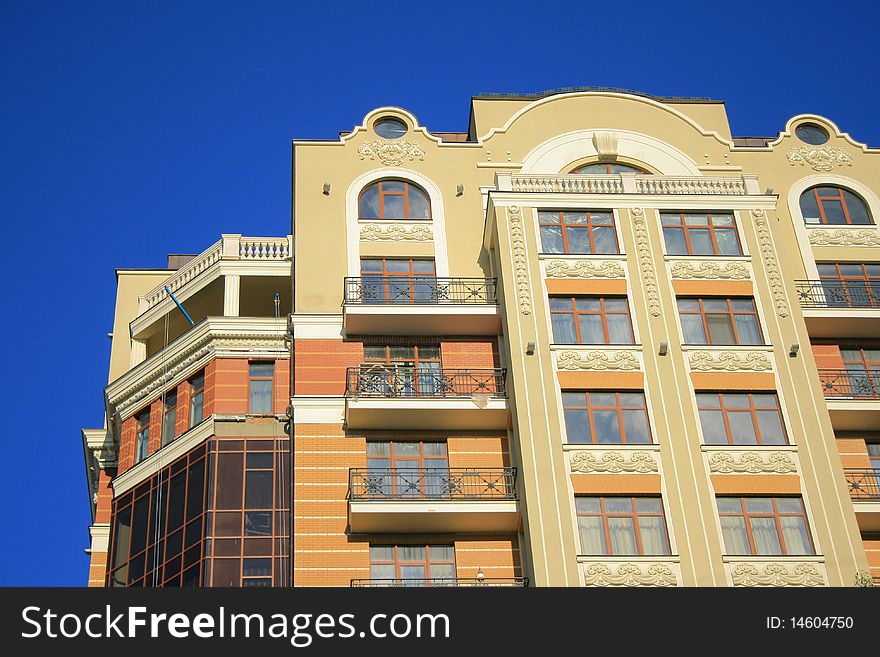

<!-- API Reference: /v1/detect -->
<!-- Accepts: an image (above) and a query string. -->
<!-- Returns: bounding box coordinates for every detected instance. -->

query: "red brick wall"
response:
[812,344,845,369]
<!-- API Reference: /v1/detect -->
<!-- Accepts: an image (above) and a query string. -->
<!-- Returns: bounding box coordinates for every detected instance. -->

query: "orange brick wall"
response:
[837,438,873,469]
[88,469,115,587]
[864,538,880,581]
[811,344,845,369]
[293,424,518,586]
[88,551,108,588]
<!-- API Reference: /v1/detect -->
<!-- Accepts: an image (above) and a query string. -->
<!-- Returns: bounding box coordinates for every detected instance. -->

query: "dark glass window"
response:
[661,212,742,256]
[550,297,634,345]
[575,497,670,556]
[358,180,431,220]
[538,210,619,255]
[678,298,763,345]
[795,124,829,145]
[562,391,651,444]
[369,545,456,585]
[717,497,814,556]
[800,186,873,225]
[374,118,407,139]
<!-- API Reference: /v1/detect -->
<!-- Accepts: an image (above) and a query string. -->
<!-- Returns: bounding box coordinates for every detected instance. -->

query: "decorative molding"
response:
[670,260,750,280]
[508,206,532,315]
[786,145,853,171]
[570,450,658,474]
[545,259,625,279]
[688,350,772,372]
[751,209,789,318]
[808,228,880,247]
[708,451,797,474]
[359,223,433,242]
[592,131,619,160]
[730,562,825,587]
[583,562,677,587]
[357,140,426,166]
[557,350,640,371]
[631,208,661,316]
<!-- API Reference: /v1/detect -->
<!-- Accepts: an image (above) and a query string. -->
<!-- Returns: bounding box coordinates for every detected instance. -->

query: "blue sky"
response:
[1,0,878,585]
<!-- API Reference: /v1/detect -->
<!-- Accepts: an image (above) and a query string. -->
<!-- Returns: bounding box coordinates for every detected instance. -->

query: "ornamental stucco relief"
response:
[556,350,640,371]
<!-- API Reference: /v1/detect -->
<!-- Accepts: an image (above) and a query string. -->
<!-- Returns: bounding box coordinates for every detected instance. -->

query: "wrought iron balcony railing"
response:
[350,577,528,587]
[345,365,506,399]
[844,468,880,500]
[818,369,880,399]
[344,277,497,305]
[350,467,517,500]
[796,280,880,309]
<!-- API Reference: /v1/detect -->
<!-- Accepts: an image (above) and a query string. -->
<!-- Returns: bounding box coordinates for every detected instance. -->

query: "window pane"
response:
[716,498,743,513]
[249,362,274,378]
[720,516,750,554]
[578,315,605,344]
[538,211,560,224]
[706,314,736,344]
[775,498,804,514]
[398,546,425,562]
[551,314,578,344]
[429,545,455,561]
[577,516,607,555]
[608,517,638,555]
[359,187,380,218]
[638,516,669,556]
[383,194,405,219]
[540,226,564,253]
[370,546,394,561]
[684,213,710,226]
[697,393,721,408]
[755,410,786,445]
[593,410,621,444]
[591,212,613,225]
[408,188,430,219]
[699,409,727,444]
[734,315,762,345]
[245,471,273,509]
[689,228,713,255]
[680,315,707,344]
[605,315,634,344]
[780,517,812,555]
[250,380,273,413]
[394,442,420,456]
[564,212,589,224]
[715,229,742,255]
[821,199,845,224]
[370,563,395,579]
[750,517,782,555]
[563,409,592,443]
[799,190,821,224]
[636,498,662,514]
[575,298,601,311]
[592,226,618,254]
[727,411,757,444]
[604,498,632,513]
[663,228,688,254]
[844,190,872,224]
[621,409,650,444]
[566,227,591,254]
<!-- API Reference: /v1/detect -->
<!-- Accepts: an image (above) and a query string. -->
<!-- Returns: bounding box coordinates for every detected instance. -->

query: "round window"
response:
[374,117,408,139]
[795,123,829,145]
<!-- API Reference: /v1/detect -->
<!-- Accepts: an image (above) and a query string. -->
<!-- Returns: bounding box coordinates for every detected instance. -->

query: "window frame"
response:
[538,210,620,255]
[358,179,432,221]
[562,391,652,445]
[800,185,873,225]
[248,361,275,414]
[716,497,815,556]
[677,297,763,346]
[549,296,635,345]
[660,211,743,256]
[575,496,671,556]
[696,392,788,446]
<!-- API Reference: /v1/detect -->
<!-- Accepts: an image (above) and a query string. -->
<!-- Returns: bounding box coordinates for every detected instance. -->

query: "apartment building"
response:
[82,88,879,587]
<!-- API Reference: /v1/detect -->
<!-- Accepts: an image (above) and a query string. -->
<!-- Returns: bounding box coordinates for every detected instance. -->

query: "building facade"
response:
[82,89,879,587]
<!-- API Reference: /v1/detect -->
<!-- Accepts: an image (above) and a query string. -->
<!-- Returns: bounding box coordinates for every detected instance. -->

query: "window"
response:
[162,391,177,447]
[575,497,670,556]
[571,163,649,174]
[678,298,763,345]
[869,443,880,471]
[360,258,436,304]
[249,362,274,414]
[840,346,880,397]
[135,409,150,464]
[550,297,634,345]
[374,117,407,139]
[818,263,880,308]
[795,123,829,145]
[799,186,873,225]
[661,212,742,256]
[717,497,814,556]
[367,441,449,497]
[363,343,441,396]
[358,179,431,220]
[538,210,619,255]
[697,393,788,445]
[189,372,204,427]
[369,545,456,585]
[562,391,651,444]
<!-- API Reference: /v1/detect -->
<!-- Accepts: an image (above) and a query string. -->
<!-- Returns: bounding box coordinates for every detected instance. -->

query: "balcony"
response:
[497,172,761,196]
[342,277,500,335]
[819,369,880,431]
[795,280,880,338]
[350,577,528,587]
[344,366,509,430]
[348,467,520,532]
[844,468,880,532]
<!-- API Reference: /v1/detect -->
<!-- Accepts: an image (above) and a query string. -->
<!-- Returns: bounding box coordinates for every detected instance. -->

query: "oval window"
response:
[795,123,829,145]
[374,118,408,139]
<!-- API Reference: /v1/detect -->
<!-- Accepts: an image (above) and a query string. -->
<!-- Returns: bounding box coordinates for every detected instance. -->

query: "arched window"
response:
[358,179,431,220]
[799,185,873,225]
[572,162,649,175]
